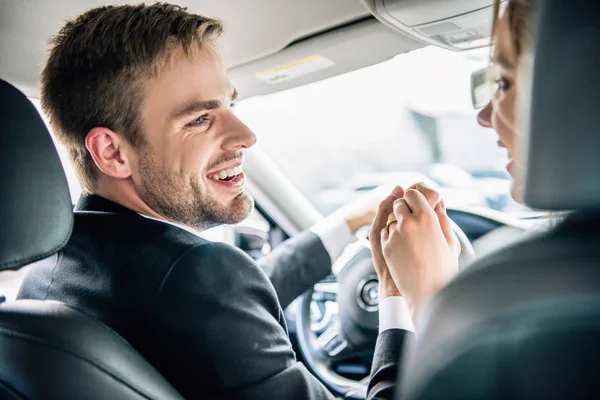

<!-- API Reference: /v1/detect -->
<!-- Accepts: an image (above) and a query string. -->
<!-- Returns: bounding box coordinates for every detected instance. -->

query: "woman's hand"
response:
[369,186,404,300]
[381,184,460,321]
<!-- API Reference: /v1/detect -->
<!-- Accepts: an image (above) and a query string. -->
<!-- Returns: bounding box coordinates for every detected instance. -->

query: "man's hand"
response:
[369,186,404,300]
[334,185,399,235]
[381,183,460,321]
[344,212,375,236]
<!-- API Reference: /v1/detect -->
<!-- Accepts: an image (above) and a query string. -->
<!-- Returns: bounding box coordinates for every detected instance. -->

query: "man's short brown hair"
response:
[41,3,223,192]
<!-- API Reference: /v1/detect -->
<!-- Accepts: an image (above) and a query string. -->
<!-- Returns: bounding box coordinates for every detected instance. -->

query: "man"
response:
[18,4,415,399]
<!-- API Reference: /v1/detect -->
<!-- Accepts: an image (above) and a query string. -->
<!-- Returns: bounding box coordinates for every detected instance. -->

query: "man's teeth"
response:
[211,166,243,181]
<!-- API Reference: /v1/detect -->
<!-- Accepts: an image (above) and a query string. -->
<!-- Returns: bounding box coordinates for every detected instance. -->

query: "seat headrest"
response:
[0,79,73,271]
[524,2,600,210]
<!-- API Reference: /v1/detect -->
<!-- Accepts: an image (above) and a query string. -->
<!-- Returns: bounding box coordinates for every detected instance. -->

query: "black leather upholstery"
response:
[399,2,600,399]
[0,80,73,271]
[0,79,182,399]
[400,211,600,399]
[0,298,183,400]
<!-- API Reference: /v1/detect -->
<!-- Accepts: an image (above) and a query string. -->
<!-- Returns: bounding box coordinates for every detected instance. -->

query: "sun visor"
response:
[361,0,504,51]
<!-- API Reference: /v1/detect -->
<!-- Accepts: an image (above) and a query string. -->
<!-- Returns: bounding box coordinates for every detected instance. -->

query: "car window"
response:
[234,46,531,217]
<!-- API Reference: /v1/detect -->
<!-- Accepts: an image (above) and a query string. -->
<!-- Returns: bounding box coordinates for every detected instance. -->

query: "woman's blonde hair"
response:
[492,0,534,57]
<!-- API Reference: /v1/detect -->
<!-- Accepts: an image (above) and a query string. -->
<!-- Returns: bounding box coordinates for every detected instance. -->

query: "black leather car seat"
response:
[399,2,600,399]
[0,79,183,400]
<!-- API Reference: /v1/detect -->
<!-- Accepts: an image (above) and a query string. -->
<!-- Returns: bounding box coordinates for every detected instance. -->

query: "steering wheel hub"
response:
[356,275,379,311]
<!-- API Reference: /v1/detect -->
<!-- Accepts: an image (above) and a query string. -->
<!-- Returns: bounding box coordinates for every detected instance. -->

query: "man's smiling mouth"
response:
[207,162,246,190]
[208,165,243,182]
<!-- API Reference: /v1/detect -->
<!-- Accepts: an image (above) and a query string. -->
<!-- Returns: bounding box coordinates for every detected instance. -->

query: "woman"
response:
[477,0,533,204]
[370,0,535,326]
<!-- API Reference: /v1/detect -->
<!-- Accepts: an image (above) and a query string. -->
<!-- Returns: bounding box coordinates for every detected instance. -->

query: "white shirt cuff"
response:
[378,296,414,333]
[310,215,357,263]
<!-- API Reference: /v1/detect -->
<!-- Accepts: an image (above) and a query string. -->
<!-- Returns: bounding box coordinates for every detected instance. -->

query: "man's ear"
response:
[85,127,133,180]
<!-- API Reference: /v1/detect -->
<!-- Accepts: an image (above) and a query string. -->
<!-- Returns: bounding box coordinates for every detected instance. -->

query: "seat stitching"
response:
[0,217,74,270]
[0,380,26,399]
[42,253,61,301]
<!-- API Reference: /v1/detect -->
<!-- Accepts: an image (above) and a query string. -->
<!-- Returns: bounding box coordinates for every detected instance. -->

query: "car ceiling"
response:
[0,0,425,100]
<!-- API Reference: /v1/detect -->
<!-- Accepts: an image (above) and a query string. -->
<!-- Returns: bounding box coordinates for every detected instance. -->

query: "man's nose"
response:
[477,102,493,128]
[221,112,257,151]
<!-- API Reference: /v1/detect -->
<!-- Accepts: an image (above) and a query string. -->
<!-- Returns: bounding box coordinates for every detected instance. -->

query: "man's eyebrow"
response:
[493,55,515,69]
[171,89,238,121]
[171,100,222,120]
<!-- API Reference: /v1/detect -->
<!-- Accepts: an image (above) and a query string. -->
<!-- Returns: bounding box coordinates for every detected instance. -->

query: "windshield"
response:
[234,46,529,217]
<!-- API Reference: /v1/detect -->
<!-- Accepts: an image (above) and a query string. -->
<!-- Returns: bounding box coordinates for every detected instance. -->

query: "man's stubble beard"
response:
[137,150,254,231]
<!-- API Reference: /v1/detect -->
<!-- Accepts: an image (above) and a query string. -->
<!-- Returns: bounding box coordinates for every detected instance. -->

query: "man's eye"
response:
[189,115,208,126]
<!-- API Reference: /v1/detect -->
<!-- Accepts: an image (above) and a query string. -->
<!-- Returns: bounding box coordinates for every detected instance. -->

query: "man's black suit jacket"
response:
[18,195,408,399]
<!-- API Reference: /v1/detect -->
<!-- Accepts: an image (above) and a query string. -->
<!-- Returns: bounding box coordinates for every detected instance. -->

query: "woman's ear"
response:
[85,127,133,179]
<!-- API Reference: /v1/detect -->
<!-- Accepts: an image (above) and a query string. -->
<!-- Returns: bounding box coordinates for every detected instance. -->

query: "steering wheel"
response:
[295,221,474,399]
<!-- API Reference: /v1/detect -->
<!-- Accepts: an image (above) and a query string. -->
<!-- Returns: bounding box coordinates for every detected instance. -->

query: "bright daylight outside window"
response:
[234,46,529,217]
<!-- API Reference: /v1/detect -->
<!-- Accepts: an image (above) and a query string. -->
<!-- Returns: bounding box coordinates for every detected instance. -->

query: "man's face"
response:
[134,45,256,230]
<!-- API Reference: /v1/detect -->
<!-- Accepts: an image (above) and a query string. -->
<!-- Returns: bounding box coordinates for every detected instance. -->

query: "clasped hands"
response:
[369,183,461,325]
